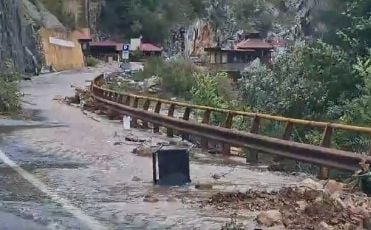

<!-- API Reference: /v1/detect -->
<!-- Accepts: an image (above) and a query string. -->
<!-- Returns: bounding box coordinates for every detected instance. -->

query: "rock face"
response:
[0,0,41,74]
[185,20,216,57]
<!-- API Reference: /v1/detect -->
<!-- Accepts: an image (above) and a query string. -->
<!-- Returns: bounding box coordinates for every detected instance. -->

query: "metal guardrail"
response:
[91,74,371,178]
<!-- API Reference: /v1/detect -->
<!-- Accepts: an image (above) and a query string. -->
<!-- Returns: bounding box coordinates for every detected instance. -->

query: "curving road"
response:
[0,66,305,229]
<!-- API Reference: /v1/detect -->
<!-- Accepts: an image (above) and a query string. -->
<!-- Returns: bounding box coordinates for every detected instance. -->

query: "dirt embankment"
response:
[204,179,371,229]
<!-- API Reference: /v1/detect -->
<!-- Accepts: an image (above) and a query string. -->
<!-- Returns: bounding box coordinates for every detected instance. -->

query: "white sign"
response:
[49,37,75,48]
[123,116,131,130]
[122,51,129,60]
[123,44,130,51]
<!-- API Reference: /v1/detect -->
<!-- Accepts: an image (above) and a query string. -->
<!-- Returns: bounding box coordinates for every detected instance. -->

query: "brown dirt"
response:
[204,187,368,229]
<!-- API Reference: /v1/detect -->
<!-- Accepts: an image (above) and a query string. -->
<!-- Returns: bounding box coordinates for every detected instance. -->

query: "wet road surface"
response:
[0,67,306,229]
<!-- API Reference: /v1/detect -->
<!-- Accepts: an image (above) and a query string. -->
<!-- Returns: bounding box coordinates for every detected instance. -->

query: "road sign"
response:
[122,51,129,60]
[123,44,130,52]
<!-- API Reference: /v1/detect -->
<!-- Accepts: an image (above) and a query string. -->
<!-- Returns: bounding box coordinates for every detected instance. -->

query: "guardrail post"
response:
[142,99,151,129]
[282,122,294,140]
[124,96,131,106]
[131,97,139,128]
[247,115,261,162]
[274,121,294,162]
[118,95,123,104]
[167,104,176,137]
[153,101,162,133]
[201,110,211,151]
[222,112,234,155]
[319,125,333,179]
[182,107,191,140]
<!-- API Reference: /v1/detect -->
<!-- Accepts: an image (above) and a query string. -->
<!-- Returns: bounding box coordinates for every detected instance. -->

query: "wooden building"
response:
[89,41,123,62]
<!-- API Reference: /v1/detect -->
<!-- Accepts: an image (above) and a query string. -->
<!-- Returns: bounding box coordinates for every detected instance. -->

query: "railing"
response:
[91,74,371,178]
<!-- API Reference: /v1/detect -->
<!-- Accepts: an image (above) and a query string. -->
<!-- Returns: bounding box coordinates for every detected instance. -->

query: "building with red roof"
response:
[203,34,284,74]
[137,43,163,57]
[89,40,124,62]
[236,39,273,50]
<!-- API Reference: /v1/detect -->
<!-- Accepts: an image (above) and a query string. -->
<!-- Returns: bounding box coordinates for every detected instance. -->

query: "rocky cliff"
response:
[0,0,41,74]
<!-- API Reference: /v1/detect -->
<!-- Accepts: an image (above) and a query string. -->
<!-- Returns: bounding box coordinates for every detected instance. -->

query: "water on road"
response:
[0,67,305,229]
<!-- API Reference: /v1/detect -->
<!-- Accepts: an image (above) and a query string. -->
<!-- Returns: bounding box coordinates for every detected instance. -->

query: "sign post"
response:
[122,44,130,61]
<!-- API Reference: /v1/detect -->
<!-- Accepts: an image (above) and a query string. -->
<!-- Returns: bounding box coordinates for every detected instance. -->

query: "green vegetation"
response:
[130,50,145,62]
[86,56,99,67]
[191,72,237,125]
[134,58,199,99]
[236,0,371,152]
[0,61,21,114]
[104,0,371,154]
[239,41,360,121]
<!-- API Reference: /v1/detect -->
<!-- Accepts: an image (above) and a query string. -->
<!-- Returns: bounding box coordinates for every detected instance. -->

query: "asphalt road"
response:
[0,66,305,229]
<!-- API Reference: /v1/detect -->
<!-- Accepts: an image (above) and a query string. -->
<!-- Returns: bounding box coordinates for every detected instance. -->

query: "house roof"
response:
[90,40,123,51]
[236,39,273,49]
[139,43,163,52]
[204,47,255,52]
[73,28,92,41]
[269,39,286,48]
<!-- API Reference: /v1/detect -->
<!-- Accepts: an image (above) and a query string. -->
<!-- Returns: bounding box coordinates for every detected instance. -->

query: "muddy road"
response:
[0,67,305,229]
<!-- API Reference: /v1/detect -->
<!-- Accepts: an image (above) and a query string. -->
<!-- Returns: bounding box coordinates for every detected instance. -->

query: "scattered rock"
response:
[177,140,191,148]
[256,210,282,227]
[133,146,153,156]
[300,178,322,190]
[212,174,221,180]
[132,176,141,182]
[143,194,159,203]
[318,221,334,230]
[166,197,177,202]
[125,136,146,143]
[325,180,344,194]
[206,186,371,229]
[195,183,213,190]
[343,223,358,230]
[363,217,371,229]
[296,200,307,211]
[265,225,286,230]
[169,140,178,146]
[52,95,64,101]
[143,76,161,93]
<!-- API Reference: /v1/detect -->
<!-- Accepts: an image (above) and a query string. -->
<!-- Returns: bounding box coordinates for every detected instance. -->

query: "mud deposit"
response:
[0,67,309,229]
[205,183,371,229]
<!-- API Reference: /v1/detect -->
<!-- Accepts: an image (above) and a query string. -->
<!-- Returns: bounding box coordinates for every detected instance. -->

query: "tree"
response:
[239,41,360,120]
[338,0,371,55]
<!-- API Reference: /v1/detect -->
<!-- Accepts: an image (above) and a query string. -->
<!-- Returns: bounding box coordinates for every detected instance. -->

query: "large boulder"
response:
[256,210,282,227]
[324,180,344,194]
[300,178,323,190]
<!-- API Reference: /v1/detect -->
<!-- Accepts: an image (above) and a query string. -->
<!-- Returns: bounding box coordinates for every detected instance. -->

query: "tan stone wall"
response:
[39,28,84,71]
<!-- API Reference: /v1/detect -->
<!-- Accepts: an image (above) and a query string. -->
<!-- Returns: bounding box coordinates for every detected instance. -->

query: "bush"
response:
[134,57,199,99]
[239,41,360,121]
[86,56,99,67]
[0,61,21,114]
[191,72,239,125]
[130,50,145,62]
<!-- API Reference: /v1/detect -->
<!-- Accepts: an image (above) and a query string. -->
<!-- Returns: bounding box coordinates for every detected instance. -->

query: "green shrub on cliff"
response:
[0,61,21,114]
